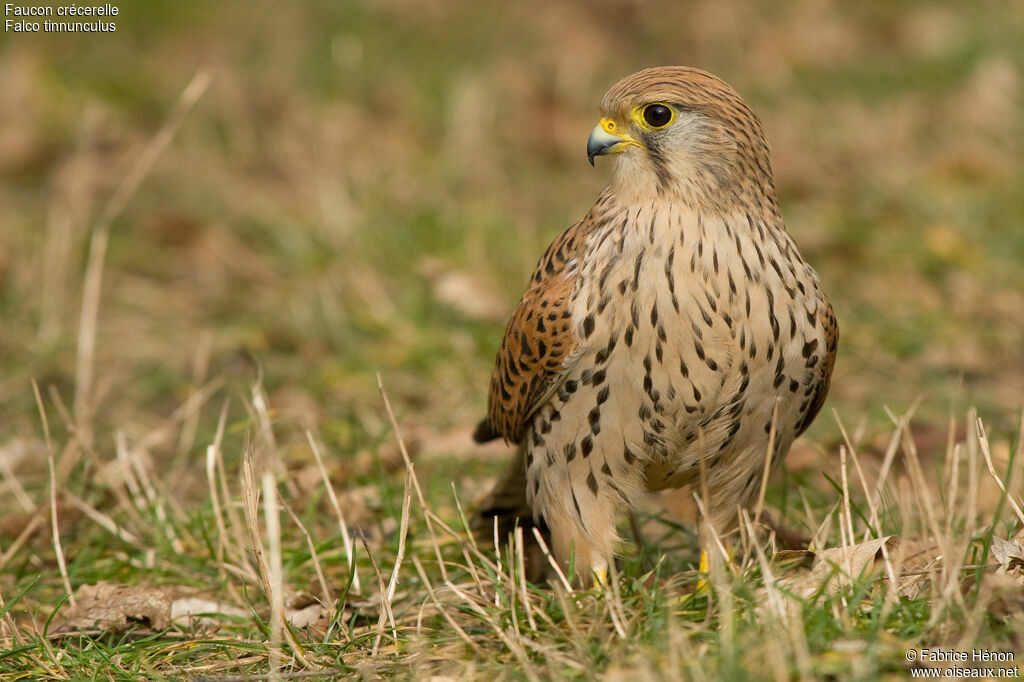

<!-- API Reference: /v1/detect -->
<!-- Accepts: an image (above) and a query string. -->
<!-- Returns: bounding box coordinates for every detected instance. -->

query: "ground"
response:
[1,1,1023,679]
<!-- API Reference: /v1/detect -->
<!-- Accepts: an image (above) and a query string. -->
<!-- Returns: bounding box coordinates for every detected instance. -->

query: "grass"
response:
[4,399,1021,679]
[1,0,1024,679]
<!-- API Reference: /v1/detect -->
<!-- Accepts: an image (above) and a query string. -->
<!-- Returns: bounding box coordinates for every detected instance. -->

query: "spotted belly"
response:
[523,208,832,541]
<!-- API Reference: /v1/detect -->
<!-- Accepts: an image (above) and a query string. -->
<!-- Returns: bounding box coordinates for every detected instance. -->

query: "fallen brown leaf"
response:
[55,582,259,634]
[777,536,895,600]
[54,582,174,634]
[990,536,1024,572]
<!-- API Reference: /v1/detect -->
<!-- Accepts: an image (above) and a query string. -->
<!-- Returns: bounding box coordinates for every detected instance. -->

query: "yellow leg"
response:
[695,548,710,593]
[592,558,609,590]
[695,546,734,593]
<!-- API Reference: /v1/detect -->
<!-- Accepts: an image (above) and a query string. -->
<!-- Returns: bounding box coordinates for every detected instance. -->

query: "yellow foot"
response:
[695,548,710,593]
[694,546,735,594]
[591,559,609,589]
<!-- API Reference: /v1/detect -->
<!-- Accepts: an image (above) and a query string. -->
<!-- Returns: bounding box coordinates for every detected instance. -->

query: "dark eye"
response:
[642,104,672,128]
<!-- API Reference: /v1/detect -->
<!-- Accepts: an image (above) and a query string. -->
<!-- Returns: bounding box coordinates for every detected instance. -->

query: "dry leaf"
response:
[283,589,330,628]
[780,536,895,600]
[55,582,174,634]
[990,536,1024,572]
[287,601,330,628]
[56,583,261,634]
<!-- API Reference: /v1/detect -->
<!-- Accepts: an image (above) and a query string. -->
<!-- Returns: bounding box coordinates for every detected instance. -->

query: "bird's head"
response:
[587,66,776,209]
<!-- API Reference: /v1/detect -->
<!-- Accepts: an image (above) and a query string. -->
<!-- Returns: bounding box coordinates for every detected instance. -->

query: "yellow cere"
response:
[595,117,644,153]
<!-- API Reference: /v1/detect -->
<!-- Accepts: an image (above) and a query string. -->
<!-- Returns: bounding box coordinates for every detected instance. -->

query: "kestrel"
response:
[473,67,837,583]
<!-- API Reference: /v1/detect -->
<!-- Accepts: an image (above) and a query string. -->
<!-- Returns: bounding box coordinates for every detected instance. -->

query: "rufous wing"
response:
[475,212,602,443]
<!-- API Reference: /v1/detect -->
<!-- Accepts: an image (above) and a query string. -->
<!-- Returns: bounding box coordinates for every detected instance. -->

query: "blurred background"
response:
[1,0,1023,498]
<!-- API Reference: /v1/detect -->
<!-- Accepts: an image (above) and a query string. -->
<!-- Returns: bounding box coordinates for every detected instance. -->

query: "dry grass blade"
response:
[505,535,523,640]
[376,373,447,580]
[754,399,780,526]
[551,586,585,661]
[241,454,272,599]
[0,584,23,646]
[281,501,333,606]
[34,381,74,607]
[976,416,1024,529]
[692,488,735,653]
[373,471,412,656]
[262,471,285,678]
[124,437,184,554]
[47,450,73,607]
[172,331,213,476]
[943,415,960,542]
[870,412,907,512]
[839,446,855,556]
[833,412,898,611]
[745,511,787,621]
[74,70,211,432]
[306,430,359,594]
[32,380,53,463]
[513,527,537,632]
[0,513,46,572]
[449,482,478,551]
[899,420,970,623]
[240,451,311,669]
[745,510,814,682]
[0,449,33,513]
[0,388,65,573]
[189,672,339,682]
[446,580,541,682]
[219,434,254,582]
[899,426,945,555]
[492,515,504,606]
[458,545,488,602]
[531,526,573,593]
[424,506,501,575]
[410,555,483,655]
[965,410,981,541]
[62,491,140,544]
[206,401,231,572]
[604,556,628,640]
[691,491,733,573]
[360,534,398,657]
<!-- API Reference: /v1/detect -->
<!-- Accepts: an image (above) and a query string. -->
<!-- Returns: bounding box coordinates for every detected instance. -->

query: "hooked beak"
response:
[587,117,640,166]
